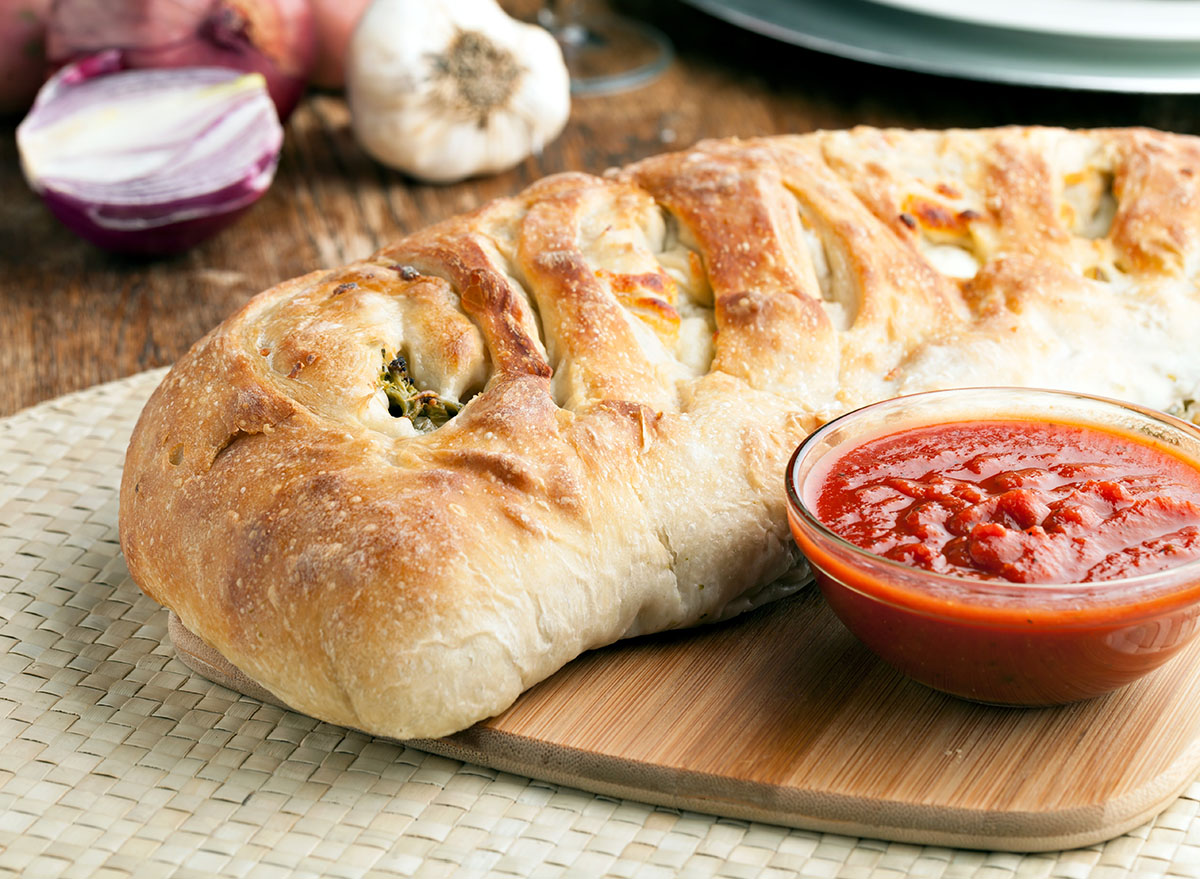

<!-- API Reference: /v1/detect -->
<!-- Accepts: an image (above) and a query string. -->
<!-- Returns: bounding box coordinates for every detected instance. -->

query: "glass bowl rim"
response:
[785,385,1200,602]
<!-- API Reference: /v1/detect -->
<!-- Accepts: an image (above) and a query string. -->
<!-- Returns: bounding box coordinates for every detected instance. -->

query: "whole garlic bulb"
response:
[346,0,570,183]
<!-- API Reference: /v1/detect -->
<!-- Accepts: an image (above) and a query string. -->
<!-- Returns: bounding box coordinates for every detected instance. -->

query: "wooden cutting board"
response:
[168,583,1200,853]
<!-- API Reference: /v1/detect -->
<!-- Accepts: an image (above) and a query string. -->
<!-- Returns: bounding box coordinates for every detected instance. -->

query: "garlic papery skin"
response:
[346,0,570,183]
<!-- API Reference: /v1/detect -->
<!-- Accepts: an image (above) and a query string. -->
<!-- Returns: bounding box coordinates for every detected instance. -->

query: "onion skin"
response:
[18,53,284,255]
[37,186,269,255]
[0,0,50,115]
[309,0,369,89]
[45,0,315,120]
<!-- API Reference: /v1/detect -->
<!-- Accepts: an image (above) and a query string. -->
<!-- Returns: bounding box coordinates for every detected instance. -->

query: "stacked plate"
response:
[680,0,1200,92]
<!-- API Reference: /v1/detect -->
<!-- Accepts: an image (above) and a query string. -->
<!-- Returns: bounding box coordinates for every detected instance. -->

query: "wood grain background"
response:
[2,0,1199,417]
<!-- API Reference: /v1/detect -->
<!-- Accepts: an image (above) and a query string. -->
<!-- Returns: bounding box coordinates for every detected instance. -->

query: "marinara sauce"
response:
[809,420,1200,584]
[788,392,1200,705]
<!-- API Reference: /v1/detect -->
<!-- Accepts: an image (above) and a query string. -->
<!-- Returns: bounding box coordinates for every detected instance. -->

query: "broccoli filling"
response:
[380,352,461,431]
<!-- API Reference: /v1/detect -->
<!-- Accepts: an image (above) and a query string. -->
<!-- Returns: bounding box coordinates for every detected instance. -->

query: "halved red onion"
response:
[17,52,283,255]
[46,0,316,121]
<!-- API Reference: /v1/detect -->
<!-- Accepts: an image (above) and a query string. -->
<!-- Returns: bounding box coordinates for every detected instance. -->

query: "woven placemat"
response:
[3,372,1200,879]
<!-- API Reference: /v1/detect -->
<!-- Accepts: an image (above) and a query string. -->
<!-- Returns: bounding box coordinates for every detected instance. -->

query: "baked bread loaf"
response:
[119,127,1200,739]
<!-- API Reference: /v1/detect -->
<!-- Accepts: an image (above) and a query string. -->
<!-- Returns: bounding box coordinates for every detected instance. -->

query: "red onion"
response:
[0,0,50,115]
[45,0,315,120]
[308,0,369,89]
[17,52,284,255]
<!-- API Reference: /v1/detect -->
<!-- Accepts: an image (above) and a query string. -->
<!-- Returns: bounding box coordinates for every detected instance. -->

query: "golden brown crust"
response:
[120,126,1200,738]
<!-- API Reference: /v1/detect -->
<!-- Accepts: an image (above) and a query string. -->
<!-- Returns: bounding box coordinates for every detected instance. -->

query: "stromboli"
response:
[119,126,1200,738]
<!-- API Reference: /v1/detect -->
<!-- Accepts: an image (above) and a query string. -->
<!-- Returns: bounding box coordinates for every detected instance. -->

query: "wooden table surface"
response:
[3,0,1200,419]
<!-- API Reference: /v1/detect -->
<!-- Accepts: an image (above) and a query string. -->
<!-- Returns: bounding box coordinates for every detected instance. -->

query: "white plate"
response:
[681,0,1200,92]
[866,0,1200,42]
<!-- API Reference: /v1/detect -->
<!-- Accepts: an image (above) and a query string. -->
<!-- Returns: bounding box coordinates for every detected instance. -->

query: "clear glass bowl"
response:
[785,387,1200,706]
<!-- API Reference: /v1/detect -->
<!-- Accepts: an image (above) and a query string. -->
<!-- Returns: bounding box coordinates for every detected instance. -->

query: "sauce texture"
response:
[809,420,1200,583]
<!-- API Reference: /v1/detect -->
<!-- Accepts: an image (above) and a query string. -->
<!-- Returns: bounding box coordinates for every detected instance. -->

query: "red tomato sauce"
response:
[808,420,1200,583]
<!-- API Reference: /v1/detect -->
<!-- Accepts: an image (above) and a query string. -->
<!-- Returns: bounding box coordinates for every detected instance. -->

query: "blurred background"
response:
[3,0,1198,417]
